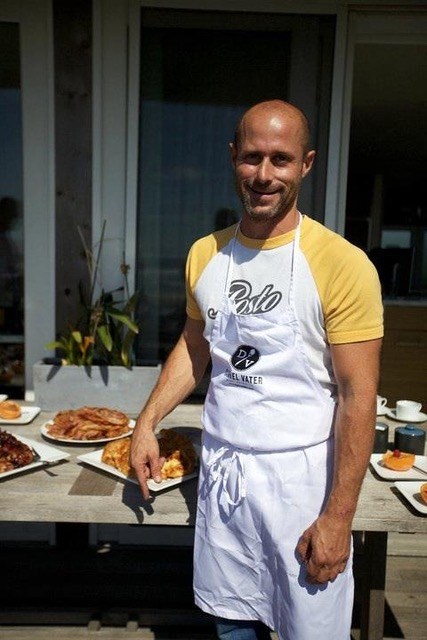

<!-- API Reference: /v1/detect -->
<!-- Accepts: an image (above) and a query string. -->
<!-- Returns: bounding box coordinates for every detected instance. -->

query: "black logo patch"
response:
[231,345,260,371]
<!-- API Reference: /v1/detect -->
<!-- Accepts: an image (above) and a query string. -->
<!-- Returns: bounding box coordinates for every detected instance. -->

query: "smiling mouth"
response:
[248,185,280,196]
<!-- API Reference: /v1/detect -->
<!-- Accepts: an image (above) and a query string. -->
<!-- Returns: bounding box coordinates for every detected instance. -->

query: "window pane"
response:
[136,22,291,363]
[345,43,427,297]
[136,11,334,363]
[0,22,24,395]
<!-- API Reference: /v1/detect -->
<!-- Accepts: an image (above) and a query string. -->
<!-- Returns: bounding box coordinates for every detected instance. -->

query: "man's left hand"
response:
[296,513,352,584]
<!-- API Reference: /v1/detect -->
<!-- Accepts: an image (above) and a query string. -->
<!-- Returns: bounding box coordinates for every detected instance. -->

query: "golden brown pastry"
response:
[420,482,427,505]
[102,437,134,476]
[157,429,197,479]
[0,400,22,420]
[101,428,197,480]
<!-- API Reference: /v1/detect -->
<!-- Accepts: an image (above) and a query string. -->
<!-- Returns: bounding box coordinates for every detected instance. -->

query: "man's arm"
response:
[130,316,210,499]
[296,337,382,583]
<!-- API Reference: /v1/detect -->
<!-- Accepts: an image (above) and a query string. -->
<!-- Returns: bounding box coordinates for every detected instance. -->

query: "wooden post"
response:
[359,531,388,640]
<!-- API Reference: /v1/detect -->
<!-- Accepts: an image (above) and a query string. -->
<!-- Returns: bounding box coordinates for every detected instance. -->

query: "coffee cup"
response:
[395,400,422,421]
[376,395,387,414]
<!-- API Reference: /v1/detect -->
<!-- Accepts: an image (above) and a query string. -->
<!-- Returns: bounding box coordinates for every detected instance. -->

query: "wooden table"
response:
[1,405,426,639]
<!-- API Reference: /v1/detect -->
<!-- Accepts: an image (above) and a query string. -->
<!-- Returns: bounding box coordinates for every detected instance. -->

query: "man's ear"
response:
[302,150,316,178]
[229,142,237,165]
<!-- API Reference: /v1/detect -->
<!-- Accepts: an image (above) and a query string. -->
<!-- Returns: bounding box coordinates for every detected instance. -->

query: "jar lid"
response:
[396,425,425,437]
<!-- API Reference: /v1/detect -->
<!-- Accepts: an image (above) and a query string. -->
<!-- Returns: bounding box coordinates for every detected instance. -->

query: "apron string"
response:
[224,223,240,294]
[288,212,302,307]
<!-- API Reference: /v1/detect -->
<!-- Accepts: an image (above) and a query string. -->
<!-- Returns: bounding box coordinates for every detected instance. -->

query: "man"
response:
[131,100,383,639]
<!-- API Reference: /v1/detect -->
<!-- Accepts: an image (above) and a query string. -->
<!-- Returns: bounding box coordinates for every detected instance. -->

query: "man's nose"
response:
[255,158,273,183]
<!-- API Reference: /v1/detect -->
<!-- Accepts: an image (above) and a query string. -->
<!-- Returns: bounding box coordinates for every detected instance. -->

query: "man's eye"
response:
[242,153,260,164]
[274,155,289,165]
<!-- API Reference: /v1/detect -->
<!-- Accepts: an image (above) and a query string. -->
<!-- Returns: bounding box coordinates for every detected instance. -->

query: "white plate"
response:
[40,419,135,444]
[0,406,41,425]
[0,394,8,403]
[370,453,427,480]
[386,408,427,423]
[394,481,427,515]
[0,434,70,480]
[77,444,200,492]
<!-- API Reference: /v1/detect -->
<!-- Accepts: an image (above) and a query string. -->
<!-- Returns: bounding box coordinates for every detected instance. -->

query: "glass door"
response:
[135,8,335,364]
[0,20,24,397]
[344,24,427,298]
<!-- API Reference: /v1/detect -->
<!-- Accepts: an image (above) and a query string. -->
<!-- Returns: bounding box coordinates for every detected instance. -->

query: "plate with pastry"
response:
[370,451,427,480]
[40,406,135,443]
[394,481,427,515]
[0,429,70,480]
[77,428,200,491]
[0,401,41,425]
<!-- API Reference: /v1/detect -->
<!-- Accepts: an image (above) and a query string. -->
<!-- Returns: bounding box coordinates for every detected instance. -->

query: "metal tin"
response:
[373,422,389,453]
[394,425,426,455]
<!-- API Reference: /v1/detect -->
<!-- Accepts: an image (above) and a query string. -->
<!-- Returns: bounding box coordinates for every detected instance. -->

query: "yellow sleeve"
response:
[185,225,237,321]
[301,218,383,344]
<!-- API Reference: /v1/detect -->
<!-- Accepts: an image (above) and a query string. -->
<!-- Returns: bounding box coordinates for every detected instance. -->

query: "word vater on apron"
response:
[194,217,354,640]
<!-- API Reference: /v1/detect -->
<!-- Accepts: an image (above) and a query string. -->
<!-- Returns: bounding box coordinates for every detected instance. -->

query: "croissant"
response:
[0,401,22,420]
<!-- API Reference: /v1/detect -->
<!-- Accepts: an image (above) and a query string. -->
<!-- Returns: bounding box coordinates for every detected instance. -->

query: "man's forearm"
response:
[324,338,381,522]
[324,396,376,522]
[136,337,207,431]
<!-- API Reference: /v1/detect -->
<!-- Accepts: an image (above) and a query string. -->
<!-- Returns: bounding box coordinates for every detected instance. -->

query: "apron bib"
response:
[194,217,354,639]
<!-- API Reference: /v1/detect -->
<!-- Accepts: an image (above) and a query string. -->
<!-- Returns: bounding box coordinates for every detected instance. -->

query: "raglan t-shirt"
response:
[185,215,384,397]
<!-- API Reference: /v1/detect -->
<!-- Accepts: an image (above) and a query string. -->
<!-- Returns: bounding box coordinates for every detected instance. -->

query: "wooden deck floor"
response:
[1,532,426,639]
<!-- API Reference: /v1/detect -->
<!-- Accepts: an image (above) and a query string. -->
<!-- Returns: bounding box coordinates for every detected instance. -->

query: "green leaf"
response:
[123,291,139,315]
[120,330,136,367]
[45,340,67,351]
[97,324,113,351]
[105,308,139,333]
[71,331,83,344]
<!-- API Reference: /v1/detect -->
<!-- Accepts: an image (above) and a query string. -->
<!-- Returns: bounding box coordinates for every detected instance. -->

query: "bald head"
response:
[234,100,311,155]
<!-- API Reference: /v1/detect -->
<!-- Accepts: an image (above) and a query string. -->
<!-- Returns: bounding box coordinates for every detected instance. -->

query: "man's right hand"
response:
[130,427,164,500]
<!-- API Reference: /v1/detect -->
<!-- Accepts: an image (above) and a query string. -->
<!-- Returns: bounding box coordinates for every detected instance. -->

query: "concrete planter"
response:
[33,361,161,414]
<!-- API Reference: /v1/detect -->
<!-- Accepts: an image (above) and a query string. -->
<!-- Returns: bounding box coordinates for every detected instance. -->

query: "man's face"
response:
[231,113,314,226]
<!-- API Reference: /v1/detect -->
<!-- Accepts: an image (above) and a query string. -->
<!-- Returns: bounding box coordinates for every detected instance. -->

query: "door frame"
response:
[0,0,55,391]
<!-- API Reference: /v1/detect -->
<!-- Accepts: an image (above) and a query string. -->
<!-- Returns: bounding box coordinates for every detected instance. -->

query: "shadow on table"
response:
[121,426,201,524]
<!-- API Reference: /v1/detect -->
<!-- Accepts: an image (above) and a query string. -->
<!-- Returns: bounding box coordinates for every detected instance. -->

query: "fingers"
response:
[305,557,348,584]
[133,463,152,501]
[296,534,310,563]
[149,455,165,485]
[130,429,162,500]
[132,453,164,500]
[297,530,349,584]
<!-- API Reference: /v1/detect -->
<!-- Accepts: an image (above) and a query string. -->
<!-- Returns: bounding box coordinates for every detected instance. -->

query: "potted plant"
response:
[33,222,161,413]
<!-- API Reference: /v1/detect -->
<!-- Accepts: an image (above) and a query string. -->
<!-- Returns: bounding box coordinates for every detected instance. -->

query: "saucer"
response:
[376,406,388,416]
[386,408,427,423]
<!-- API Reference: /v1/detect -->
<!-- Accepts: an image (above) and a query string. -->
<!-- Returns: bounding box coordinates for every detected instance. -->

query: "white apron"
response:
[193,218,354,640]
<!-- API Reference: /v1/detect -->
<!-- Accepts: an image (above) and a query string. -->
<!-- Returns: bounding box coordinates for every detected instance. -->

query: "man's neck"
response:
[239,208,299,239]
